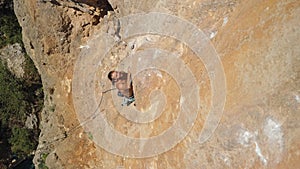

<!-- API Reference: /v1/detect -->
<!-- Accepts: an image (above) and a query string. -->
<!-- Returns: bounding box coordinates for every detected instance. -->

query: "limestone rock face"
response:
[0,43,25,78]
[14,0,300,168]
[25,113,38,129]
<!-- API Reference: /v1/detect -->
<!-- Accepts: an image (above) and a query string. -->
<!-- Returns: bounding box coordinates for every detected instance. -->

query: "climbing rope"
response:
[67,87,117,134]
[37,88,117,150]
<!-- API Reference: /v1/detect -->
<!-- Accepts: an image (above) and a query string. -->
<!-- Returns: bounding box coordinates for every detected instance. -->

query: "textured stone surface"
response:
[14,0,300,168]
[0,43,25,78]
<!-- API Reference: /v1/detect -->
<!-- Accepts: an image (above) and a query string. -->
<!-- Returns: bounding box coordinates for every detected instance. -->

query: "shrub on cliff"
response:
[0,0,42,167]
[9,127,36,155]
[0,0,22,48]
[0,61,39,158]
[0,62,27,127]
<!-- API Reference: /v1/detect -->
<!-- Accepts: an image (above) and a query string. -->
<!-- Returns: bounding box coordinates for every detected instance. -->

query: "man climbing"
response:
[108,70,135,106]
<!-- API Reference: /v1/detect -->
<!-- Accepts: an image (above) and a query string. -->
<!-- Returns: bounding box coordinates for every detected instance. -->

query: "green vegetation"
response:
[0,62,27,127]
[0,58,43,166]
[0,0,44,167]
[0,1,23,48]
[38,162,49,169]
[9,127,36,155]
[1,61,26,116]
[37,153,49,169]
[87,132,93,140]
[40,153,49,162]
[0,61,41,157]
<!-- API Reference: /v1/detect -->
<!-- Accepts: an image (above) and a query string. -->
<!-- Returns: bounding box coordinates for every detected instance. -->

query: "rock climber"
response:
[108,70,135,106]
